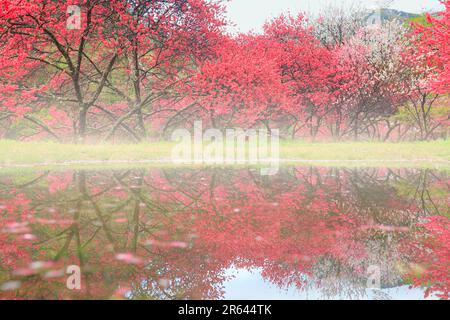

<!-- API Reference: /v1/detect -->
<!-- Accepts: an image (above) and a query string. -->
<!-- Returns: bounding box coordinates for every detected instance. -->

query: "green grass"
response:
[279,140,450,161]
[0,140,175,164]
[0,139,449,171]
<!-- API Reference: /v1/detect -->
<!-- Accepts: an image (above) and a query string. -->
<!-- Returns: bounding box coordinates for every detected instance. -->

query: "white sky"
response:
[226,0,445,33]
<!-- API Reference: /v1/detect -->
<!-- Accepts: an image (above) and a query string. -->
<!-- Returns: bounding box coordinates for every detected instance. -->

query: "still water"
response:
[0,167,448,300]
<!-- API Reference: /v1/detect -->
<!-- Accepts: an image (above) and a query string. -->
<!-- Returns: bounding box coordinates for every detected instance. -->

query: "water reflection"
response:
[0,167,448,300]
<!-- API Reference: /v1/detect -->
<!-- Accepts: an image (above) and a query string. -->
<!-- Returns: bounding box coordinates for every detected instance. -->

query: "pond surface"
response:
[0,167,448,300]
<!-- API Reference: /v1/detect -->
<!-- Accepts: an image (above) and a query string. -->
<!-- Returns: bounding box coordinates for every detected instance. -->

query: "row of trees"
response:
[0,0,449,142]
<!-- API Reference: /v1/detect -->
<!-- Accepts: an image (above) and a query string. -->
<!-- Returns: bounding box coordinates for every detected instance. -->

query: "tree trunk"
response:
[136,108,147,139]
[78,106,88,143]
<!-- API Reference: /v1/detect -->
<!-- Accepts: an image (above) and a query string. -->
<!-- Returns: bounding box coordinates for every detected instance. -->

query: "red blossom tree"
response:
[0,0,226,142]
[0,0,126,141]
[186,35,290,129]
[414,0,450,94]
[263,14,336,140]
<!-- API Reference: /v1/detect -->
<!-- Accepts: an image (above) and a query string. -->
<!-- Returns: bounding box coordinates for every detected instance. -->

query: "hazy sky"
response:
[226,0,445,33]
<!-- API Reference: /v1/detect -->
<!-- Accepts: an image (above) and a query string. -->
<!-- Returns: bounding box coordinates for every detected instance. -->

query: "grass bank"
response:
[0,139,449,170]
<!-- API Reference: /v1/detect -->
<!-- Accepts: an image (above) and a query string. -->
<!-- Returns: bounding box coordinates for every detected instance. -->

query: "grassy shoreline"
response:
[0,139,449,170]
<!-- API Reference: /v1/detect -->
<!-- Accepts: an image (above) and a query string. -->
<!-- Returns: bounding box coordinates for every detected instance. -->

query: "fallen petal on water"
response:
[115,253,143,265]
[13,268,37,276]
[44,269,66,279]
[0,281,21,291]
[22,233,37,241]
[170,241,188,249]
[3,227,31,234]
[3,222,30,234]
[30,261,54,270]
[145,239,188,249]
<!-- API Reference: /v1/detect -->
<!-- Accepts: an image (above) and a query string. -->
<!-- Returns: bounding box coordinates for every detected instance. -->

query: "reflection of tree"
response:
[0,167,448,299]
[406,216,450,300]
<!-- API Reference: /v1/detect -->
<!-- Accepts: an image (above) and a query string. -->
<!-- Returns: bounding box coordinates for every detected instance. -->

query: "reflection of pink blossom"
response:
[410,216,450,300]
[115,253,143,265]
[145,239,188,249]
[47,174,72,194]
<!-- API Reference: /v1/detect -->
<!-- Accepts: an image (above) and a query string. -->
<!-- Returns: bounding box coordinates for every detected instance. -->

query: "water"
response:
[0,167,448,300]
